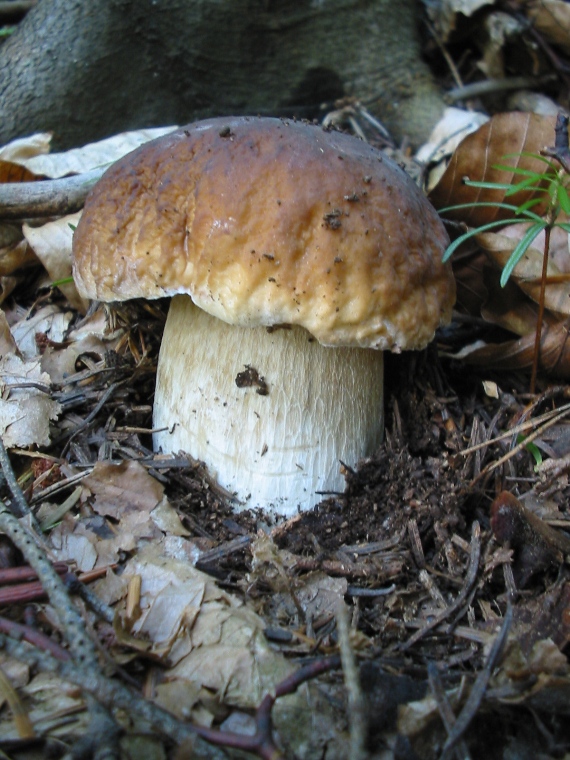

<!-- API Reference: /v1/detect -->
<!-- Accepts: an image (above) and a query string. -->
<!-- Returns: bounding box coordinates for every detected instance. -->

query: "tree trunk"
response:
[0,0,444,149]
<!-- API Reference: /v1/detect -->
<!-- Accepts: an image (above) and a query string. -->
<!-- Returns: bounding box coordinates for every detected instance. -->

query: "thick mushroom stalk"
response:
[154,296,384,513]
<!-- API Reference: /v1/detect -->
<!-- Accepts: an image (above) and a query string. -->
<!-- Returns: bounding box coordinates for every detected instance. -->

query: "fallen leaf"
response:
[528,0,570,55]
[0,309,19,358]
[0,133,51,164]
[82,460,164,519]
[13,127,178,179]
[0,159,39,184]
[23,213,87,312]
[476,227,570,316]
[448,319,570,377]
[9,303,72,360]
[0,354,60,448]
[429,112,558,226]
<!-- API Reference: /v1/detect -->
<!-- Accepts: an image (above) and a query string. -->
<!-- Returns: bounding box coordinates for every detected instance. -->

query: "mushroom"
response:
[72,116,455,515]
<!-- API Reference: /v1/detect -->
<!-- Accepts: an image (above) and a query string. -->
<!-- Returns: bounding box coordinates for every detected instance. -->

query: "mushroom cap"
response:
[73,116,455,350]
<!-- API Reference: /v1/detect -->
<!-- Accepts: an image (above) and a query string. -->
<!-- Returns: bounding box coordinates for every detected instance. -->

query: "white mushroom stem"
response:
[153,295,384,515]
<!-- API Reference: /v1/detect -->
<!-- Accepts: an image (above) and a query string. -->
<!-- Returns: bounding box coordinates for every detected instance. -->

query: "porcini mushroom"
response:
[72,117,455,515]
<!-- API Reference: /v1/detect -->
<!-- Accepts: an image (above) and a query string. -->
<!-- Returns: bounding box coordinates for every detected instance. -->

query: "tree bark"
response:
[0,0,444,149]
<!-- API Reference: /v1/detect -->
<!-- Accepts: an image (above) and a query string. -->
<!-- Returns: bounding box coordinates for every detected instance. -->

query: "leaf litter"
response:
[1,122,570,759]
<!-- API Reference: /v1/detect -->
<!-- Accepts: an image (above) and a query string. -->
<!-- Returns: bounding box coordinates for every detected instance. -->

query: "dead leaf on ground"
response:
[11,127,178,179]
[0,354,61,448]
[449,318,570,376]
[0,159,39,184]
[528,0,570,55]
[47,461,188,569]
[476,226,570,316]
[82,460,164,519]
[417,107,489,190]
[0,133,51,164]
[23,213,87,312]
[429,112,558,226]
[9,303,73,360]
[0,310,20,358]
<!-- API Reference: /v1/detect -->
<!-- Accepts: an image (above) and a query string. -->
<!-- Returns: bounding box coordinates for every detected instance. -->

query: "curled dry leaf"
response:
[476,227,570,316]
[0,133,51,164]
[14,126,178,179]
[0,160,39,184]
[429,112,558,227]
[450,319,570,377]
[449,224,570,377]
[528,0,570,56]
[0,310,19,359]
[23,212,87,312]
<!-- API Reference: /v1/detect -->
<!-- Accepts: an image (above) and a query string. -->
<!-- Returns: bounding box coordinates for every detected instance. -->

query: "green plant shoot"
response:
[441,152,570,287]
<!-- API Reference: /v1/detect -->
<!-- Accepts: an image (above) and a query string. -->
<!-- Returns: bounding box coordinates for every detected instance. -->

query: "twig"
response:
[470,404,570,485]
[346,584,395,597]
[401,522,481,650]
[64,572,115,624]
[337,601,368,760]
[427,662,471,760]
[0,167,105,220]
[0,614,70,661]
[0,664,35,739]
[446,75,556,102]
[530,221,551,394]
[0,500,97,667]
[0,437,41,531]
[458,401,570,457]
[440,604,513,759]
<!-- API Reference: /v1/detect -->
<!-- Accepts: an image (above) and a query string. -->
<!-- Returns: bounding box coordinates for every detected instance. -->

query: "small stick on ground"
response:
[337,601,368,760]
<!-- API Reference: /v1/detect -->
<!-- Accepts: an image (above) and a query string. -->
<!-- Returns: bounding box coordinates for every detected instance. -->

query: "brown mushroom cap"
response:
[73,116,454,350]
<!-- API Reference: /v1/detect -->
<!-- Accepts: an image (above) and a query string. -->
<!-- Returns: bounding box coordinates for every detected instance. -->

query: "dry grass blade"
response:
[470,403,570,484]
[459,400,570,457]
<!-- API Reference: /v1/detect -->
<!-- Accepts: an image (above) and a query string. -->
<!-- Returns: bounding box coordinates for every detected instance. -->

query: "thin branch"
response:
[0,167,105,220]
[440,604,513,759]
[401,522,481,651]
[337,602,368,760]
[530,225,551,394]
[0,500,98,668]
[427,662,471,760]
[0,437,41,531]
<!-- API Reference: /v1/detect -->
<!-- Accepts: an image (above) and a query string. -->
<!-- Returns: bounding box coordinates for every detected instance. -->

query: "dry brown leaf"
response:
[479,268,542,336]
[23,213,87,312]
[0,239,39,278]
[0,159,39,184]
[429,112,558,226]
[528,0,570,55]
[476,228,570,316]
[82,460,164,519]
[450,318,570,376]
[0,309,20,358]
